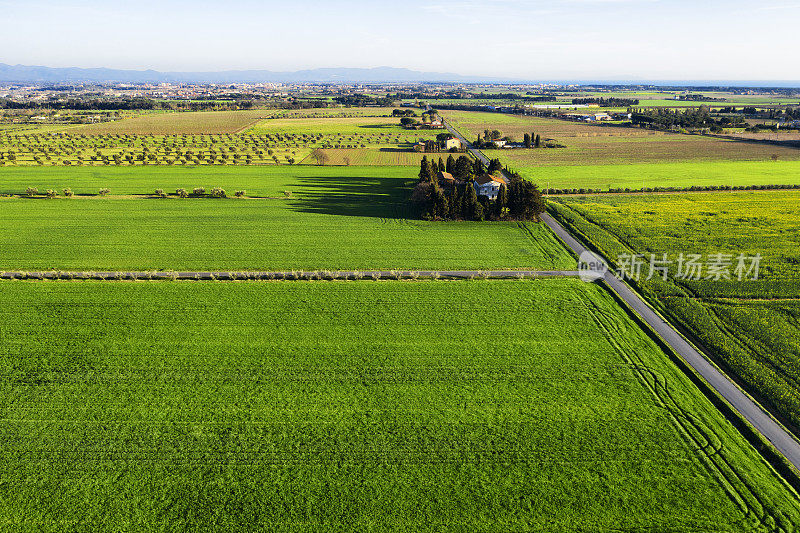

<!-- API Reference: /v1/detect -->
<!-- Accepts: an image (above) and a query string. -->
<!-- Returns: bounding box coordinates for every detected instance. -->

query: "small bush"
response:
[176,188,188,198]
[63,188,74,198]
[234,190,246,198]
[98,188,110,197]
[193,187,205,196]
[211,187,226,198]
[26,187,38,196]
[284,190,293,198]
[46,189,58,199]
[155,189,167,198]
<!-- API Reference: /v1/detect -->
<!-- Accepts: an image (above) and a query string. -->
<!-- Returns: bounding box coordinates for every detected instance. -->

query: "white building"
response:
[473,173,508,200]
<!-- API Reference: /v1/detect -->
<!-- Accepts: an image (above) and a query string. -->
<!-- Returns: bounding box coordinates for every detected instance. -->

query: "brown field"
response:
[76,110,271,135]
[442,110,800,166]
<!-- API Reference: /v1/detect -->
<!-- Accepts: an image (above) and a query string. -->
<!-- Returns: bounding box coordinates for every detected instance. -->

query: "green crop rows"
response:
[1,279,798,530]
[550,191,800,432]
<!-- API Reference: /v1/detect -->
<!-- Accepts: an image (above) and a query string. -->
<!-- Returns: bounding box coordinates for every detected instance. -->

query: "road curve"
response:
[541,212,800,472]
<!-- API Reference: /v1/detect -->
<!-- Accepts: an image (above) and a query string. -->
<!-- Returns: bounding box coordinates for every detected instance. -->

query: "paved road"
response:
[441,110,800,472]
[442,116,491,165]
[541,212,800,471]
[0,270,580,281]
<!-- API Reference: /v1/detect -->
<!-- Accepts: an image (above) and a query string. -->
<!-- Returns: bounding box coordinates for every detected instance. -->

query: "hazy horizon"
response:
[3,0,799,81]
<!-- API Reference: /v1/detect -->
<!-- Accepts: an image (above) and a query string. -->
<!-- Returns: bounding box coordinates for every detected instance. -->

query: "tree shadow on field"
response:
[288,174,416,219]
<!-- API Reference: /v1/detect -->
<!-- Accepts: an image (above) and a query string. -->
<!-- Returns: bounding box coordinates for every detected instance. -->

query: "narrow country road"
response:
[541,212,800,471]
[438,111,800,473]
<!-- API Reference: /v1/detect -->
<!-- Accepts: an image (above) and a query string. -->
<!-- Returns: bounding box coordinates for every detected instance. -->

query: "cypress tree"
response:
[449,184,462,219]
[419,156,431,182]
[534,134,541,148]
[446,154,456,174]
[438,157,445,172]
[495,183,508,219]
[432,183,449,219]
[524,133,531,148]
[472,158,486,176]
[454,155,473,180]
[465,183,483,221]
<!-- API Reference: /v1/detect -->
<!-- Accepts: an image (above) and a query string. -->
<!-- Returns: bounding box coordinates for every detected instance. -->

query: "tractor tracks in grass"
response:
[542,210,800,501]
[581,292,776,530]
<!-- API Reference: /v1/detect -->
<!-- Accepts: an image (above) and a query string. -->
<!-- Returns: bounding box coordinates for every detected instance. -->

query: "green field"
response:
[75,109,271,134]
[0,167,573,271]
[0,164,415,196]
[524,160,800,191]
[550,191,800,431]
[1,279,798,531]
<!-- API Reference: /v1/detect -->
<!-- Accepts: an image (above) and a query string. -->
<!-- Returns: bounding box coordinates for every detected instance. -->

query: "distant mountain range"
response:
[0,63,506,84]
[2,63,798,88]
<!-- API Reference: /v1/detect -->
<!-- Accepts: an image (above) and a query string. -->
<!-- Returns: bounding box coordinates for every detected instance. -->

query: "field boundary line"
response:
[0,270,580,281]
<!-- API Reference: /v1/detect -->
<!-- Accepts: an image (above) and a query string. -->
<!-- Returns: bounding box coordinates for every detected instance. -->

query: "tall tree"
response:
[465,184,484,221]
[495,183,508,219]
[418,156,434,182]
[524,133,531,148]
[534,134,541,148]
[472,158,486,176]
[438,157,446,172]
[454,155,473,181]
[446,154,456,174]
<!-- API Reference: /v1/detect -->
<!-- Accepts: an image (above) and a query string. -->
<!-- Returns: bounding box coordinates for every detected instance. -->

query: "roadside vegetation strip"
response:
[547,191,800,437]
[0,270,581,281]
[2,279,799,529]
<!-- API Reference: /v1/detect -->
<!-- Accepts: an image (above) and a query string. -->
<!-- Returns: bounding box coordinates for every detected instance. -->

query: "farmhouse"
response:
[583,113,612,122]
[473,173,508,200]
[443,137,462,150]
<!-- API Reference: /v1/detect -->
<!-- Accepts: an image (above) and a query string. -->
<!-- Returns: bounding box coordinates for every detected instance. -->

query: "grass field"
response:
[0,166,573,271]
[1,279,798,531]
[245,115,420,137]
[298,148,452,166]
[525,160,800,190]
[442,110,800,168]
[0,165,417,196]
[550,191,800,431]
[75,110,271,134]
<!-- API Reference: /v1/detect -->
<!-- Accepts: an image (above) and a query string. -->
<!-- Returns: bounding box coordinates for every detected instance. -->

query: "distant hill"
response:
[0,63,506,84]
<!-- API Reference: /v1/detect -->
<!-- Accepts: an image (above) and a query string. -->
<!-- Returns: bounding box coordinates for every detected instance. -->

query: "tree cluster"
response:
[412,156,544,221]
[631,107,729,130]
[571,97,639,106]
[333,95,394,107]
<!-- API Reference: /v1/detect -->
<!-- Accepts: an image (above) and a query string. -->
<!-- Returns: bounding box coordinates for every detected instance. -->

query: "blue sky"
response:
[2,0,799,80]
